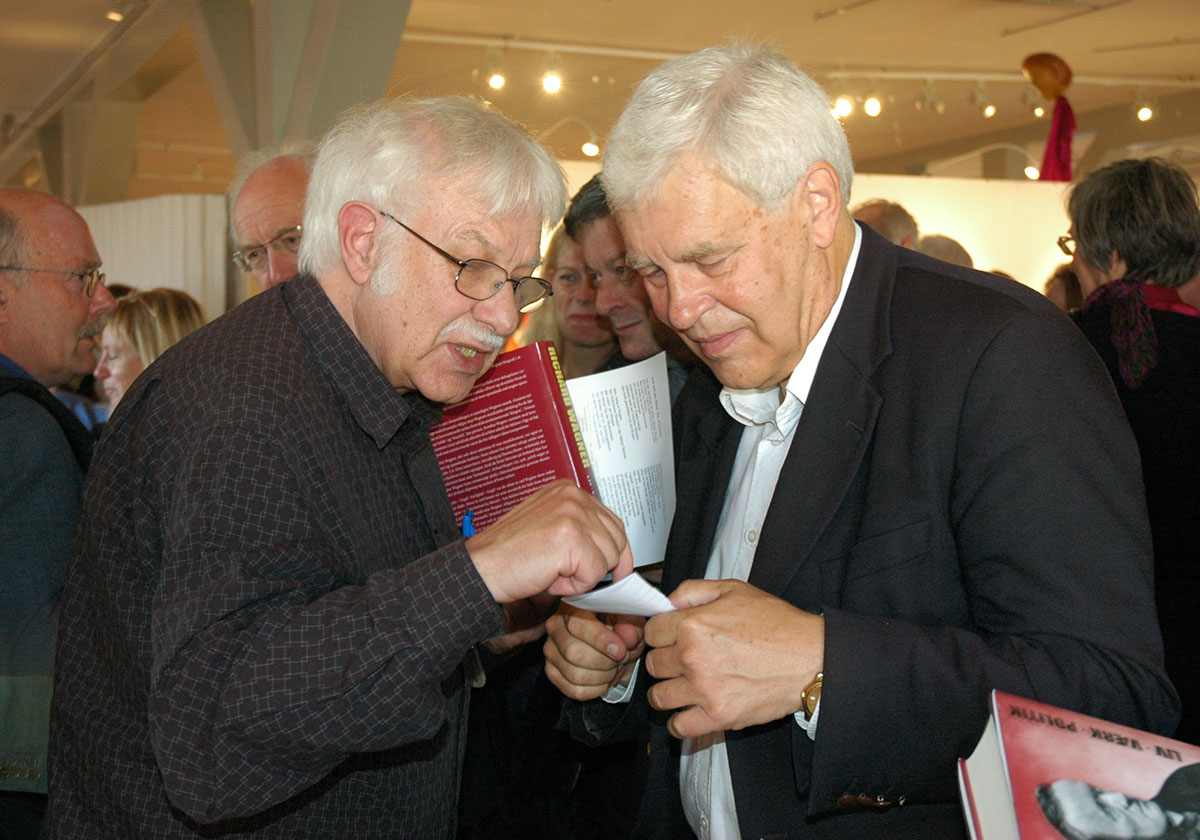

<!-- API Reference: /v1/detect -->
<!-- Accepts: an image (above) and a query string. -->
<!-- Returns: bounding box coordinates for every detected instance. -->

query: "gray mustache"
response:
[78,320,105,339]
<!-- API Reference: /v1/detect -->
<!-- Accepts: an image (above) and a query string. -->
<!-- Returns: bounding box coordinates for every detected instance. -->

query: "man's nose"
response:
[472,285,520,339]
[264,248,298,289]
[90,282,117,316]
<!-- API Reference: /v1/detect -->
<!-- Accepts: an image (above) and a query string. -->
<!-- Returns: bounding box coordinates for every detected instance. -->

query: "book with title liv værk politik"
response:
[958,689,1200,840]
[429,341,595,535]
[429,342,675,568]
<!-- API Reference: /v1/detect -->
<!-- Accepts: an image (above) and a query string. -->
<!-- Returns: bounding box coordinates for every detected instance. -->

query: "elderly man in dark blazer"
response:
[544,44,1178,840]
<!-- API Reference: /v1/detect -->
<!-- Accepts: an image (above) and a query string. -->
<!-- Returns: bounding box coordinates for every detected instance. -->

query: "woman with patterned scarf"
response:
[1065,156,1200,746]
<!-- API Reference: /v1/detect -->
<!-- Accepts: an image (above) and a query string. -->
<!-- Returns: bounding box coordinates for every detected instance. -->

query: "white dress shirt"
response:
[680,225,861,840]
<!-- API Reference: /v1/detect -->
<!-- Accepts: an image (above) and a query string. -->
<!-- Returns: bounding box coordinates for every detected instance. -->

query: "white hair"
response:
[602,43,854,213]
[299,96,567,278]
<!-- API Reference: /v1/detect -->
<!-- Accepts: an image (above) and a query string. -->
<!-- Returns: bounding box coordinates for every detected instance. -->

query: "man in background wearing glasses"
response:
[0,188,116,838]
[228,148,312,292]
[46,97,632,839]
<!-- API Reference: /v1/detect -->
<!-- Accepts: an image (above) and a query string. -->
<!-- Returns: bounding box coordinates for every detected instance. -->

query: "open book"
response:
[430,342,674,568]
[959,689,1199,840]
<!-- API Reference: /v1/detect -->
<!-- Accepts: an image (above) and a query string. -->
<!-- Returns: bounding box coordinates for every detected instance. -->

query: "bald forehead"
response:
[232,158,309,243]
[0,188,95,252]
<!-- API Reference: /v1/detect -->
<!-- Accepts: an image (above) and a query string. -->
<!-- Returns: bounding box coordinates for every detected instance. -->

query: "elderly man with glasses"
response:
[228,149,312,292]
[46,97,631,839]
[0,188,116,839]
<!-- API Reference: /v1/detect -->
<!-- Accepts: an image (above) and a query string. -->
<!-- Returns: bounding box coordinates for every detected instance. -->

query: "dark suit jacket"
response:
[623,226,1179,839]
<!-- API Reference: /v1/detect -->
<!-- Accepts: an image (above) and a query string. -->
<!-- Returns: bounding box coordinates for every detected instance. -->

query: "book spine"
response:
[542,343,598,495]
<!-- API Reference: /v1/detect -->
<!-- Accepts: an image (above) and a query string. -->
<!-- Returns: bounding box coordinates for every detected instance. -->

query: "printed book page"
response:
[566,353,675,568]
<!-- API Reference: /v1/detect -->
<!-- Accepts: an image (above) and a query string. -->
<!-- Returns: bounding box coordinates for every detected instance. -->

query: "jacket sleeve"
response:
[147,424,505,823]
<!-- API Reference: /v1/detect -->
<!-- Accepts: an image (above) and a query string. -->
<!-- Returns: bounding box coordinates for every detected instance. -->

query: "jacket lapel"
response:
[748,225,896,595]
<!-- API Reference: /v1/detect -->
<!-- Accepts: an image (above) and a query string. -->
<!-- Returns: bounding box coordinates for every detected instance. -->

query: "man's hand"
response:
[644,579,824,739]
[467,480,634,603]
[543,602,645,701]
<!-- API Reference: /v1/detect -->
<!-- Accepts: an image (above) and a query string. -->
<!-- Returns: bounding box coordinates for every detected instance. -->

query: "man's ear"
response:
[797,162,843,249]
[339,202,382,286]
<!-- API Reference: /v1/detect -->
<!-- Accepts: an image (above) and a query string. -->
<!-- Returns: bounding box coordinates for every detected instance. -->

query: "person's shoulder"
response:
[138,288,313,422]
[0,391,78,478]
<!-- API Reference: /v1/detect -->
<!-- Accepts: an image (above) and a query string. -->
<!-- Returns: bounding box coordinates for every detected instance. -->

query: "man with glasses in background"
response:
[46,96,632,839]
[566,174,696,401]
[228,148,312,292]
[0,188,116,838]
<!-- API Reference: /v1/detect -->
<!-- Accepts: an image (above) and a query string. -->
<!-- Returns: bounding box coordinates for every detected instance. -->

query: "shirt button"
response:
[746,529,758,544]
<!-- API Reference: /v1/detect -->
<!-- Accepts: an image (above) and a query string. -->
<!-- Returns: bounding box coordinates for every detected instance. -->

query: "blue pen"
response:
[461,509,475,537]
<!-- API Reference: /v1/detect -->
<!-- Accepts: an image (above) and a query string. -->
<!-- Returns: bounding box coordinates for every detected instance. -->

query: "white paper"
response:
[566,353,675,568]
[563,572,675,617]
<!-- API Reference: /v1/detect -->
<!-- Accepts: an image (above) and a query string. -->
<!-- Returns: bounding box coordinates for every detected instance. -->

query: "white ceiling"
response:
[2,0,1199,204]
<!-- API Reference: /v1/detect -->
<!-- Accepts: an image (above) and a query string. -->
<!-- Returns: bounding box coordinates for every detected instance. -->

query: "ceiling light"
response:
[484,48,505,90]
[581,141,600,158]
[1024,165,1041,180]
[542,53,563,94]
[1133,94,1155,121]
[915,83,945,115]
[106,9,124,21]
[833,96,854,118]
[864,95,882,117]
[1023,87,1045,118]
[969,82,995,118]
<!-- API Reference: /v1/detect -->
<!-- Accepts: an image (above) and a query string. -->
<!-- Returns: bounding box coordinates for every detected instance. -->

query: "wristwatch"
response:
[801,671,823,720]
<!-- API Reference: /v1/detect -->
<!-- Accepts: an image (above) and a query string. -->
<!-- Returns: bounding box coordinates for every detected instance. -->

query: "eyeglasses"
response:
[231,225,303,274]
[0,265,106,296]
[379,211,551,314]
[1057,235,1076,256]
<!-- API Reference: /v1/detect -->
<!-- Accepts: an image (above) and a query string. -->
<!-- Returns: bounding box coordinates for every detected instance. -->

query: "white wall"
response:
[852,173,1072,291]
[78,194,230,319]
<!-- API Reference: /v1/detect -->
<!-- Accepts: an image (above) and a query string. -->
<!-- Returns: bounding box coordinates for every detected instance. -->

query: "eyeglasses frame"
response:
[231,225,304,273]
[0,264,106,296]
[378,210,551,313]
[1057,235,1076,256]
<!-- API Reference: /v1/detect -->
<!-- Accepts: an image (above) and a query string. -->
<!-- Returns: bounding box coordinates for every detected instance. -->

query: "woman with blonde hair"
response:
[93,287,207,407]
[511,224,614,378]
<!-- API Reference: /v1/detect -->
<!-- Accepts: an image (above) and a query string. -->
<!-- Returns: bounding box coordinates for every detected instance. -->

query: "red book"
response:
[430,341,596,533]
[959,689,1200,840]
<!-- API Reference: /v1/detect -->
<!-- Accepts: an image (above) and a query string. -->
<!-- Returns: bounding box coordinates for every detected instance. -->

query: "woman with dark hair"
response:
[1065,157,1200,743]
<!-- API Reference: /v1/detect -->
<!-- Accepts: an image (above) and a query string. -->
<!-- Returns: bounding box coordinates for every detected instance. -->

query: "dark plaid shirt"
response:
[46,276,505,838]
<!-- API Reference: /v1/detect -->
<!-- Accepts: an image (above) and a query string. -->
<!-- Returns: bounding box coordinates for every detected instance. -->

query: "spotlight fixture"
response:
[863,95,882,117]
[484,48,505,90]
[914,82,945,115]
[833,96,854,118]
[1022,86,1045,118]
[538,115,601,159]
[1133,94,1155,122]
[542,52,563,94]
[969,82,996,118]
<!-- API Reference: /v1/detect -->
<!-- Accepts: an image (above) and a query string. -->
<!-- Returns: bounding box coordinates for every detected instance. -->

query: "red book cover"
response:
[429,341,596,533]
[959,689,1200,840]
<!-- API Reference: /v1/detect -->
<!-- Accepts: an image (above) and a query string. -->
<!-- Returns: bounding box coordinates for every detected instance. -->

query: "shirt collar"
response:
[0,352,33,381]
[284,276,441,448]
[719,222,861,437]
